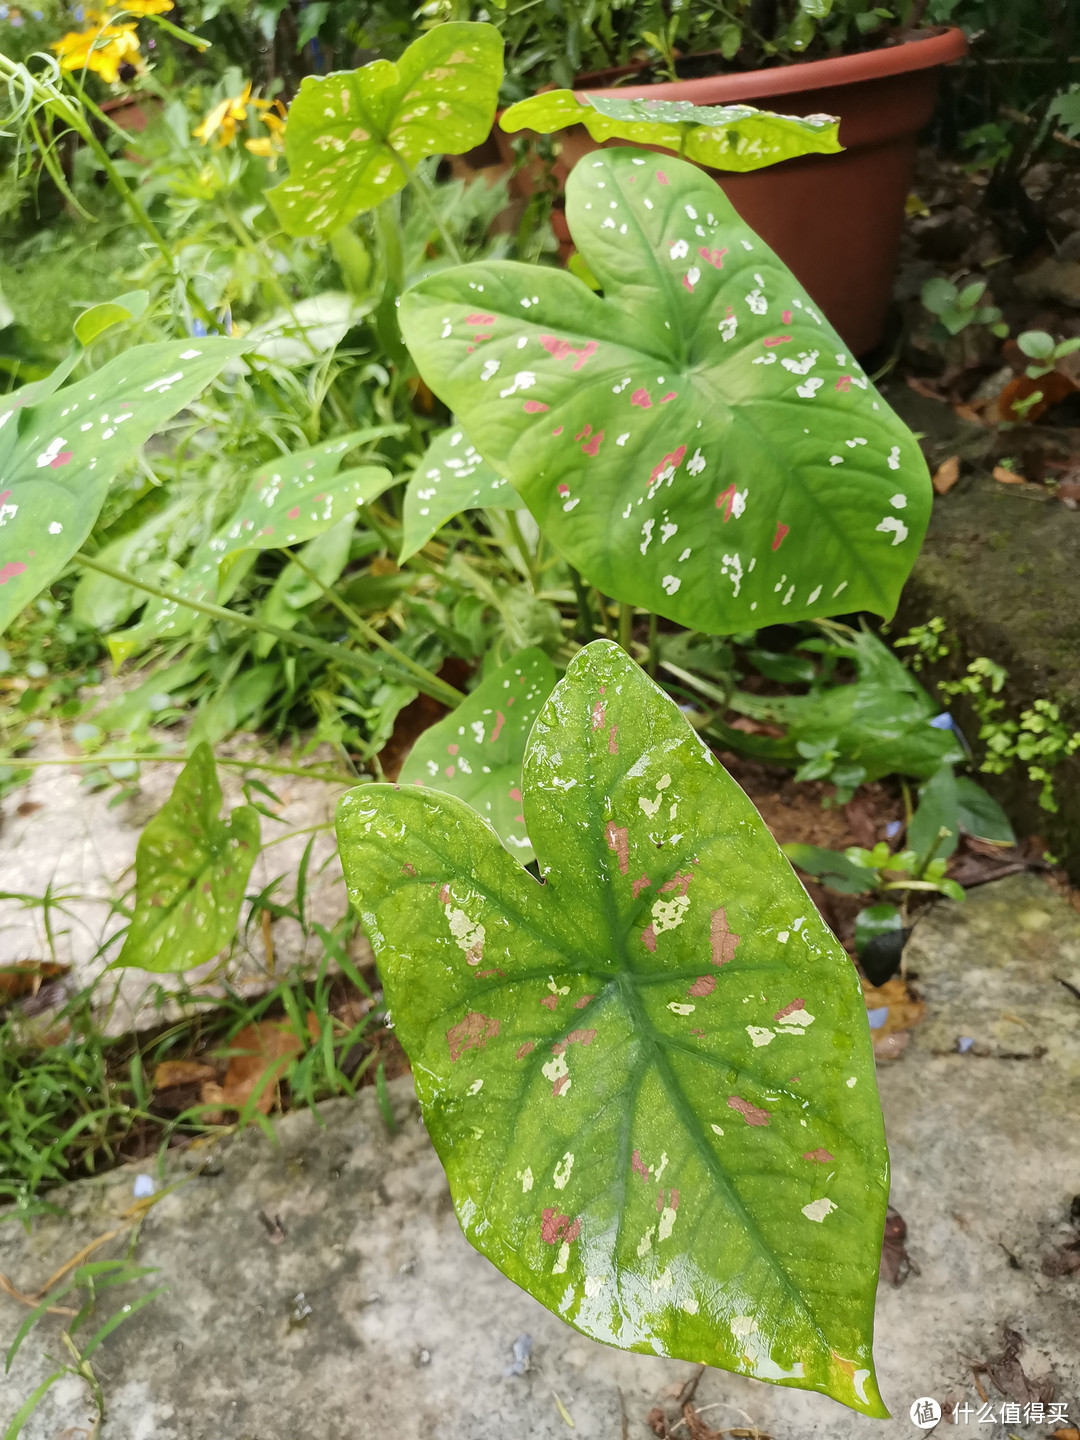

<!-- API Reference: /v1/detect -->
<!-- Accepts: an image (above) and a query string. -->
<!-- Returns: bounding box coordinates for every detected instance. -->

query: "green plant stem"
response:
[505,510,537,587]
[1,753,361,782]
[618,602,634,654]
[569,566,594,642]
[281,545,465,705]
[647,611,659,679]
[386,143,465,264]
[72,551,463,707]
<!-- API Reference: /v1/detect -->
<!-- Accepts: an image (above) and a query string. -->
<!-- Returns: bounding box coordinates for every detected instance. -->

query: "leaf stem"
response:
[618,601,634,654]
[385,142,465,265]
[71,551,463,707]
[647,611,659,678]
[1,753,362,782]
[280,545,465,704]
[568,566,595,642]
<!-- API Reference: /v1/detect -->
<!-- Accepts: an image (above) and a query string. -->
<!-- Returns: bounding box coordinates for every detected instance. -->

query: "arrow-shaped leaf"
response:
[337,640,889,1414]
[114,743,260,973]
[399,646,556,862]
[0,339,246,637]
[501,93,842,172]
[268,22,504,236]
[400,424,518,561]
[400,147,930,634]
[110,431,394,652]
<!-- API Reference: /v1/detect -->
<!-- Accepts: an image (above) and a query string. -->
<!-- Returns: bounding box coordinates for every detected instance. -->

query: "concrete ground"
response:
[1,871,1078,1440]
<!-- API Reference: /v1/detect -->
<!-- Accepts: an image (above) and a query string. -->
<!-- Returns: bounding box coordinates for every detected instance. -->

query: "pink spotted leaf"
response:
[399,646,556,863]
[399,148,930,634]
[336,640,890,1415]
[0,339,247,638]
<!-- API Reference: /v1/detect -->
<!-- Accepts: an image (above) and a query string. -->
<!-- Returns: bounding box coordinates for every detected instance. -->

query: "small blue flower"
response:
[866,1006,889,1031]
[0,7,10,19]
[191,318,208,337]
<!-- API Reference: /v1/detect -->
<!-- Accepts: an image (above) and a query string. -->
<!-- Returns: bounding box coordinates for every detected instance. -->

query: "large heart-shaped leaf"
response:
[399,148,930,633]
[400,424,518,562]
[267,22,503,236]
[115,744,260,973]
[337,640,889,1414]
[0,339,246,637]
[399,646,556,862]
[110,432,394,653]
[500,93,842,172]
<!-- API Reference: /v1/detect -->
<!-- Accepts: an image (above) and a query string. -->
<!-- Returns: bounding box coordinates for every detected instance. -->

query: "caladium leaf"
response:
[337,640,889,1414]
[399,148,930,634]
[114,744,260,973]
[500,93,841,172]
[111,432,394,651]
[399,646,556,863]
[268,22,503,236]
[0,339,246,637]
[400,424,518,561]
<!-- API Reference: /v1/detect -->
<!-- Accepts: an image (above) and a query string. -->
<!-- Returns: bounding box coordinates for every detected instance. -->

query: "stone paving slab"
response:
[1,875,1078,1439]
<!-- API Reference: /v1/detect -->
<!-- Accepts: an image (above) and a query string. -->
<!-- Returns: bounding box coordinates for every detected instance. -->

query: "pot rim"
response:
[572,24,968,105]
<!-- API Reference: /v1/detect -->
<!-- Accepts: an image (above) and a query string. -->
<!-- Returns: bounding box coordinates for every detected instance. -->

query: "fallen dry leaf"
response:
[1051,1428,1080,1440]
[952,402,985,425]
[210,1014,320,1116]
[998,371,1078,424]
[862,976,926,1036]
[932,455,960,495]
[0,960,69,1005]
[906,376,946,402]
[153,1059,217,1090]
[974,1326,1056,1405]
[993,464,1027,485]
[880,1205,913,1286]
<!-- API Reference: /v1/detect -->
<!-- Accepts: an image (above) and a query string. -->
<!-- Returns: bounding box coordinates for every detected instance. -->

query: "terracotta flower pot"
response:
[505,27,968,355]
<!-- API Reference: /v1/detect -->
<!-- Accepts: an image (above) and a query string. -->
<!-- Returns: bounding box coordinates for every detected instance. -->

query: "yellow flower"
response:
[115,0,174,12]
[194,83,286,164]
[193,81,252,147]
[52,21,141,83]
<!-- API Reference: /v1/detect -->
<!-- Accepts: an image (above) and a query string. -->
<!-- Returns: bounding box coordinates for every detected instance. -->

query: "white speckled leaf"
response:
[267,22,503,236]
[501,93,842,172]
[110,432,393,651]
[336,640,890,1415]
[400,424,518,561]
[0,339,246,637]
[115,744,260,973]
[399,646,556,863]
[399,148,930,632]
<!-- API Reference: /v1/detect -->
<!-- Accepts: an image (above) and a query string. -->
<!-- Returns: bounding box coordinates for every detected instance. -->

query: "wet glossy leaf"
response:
[400,148,929,634]
[400,423,518,561]
[500,93,841,172]
[399,646,556,863]
[0,339,246,637]
[268,22,503,236]
[115,744,260,973]
[337,640,889,1414]
[111,431,393,651]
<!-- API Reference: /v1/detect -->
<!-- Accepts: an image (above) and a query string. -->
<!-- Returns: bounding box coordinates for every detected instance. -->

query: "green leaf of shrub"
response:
[337,640,889,1414]
[783,842,874,895]
[114,744,260,973]
[400,148,929,634]
[955,776,1015,846]
[399,646,556,862]
[907,763,959,866]
[400,424,518,561]
[268,22,503,236]
[72,290,149,347]
[500,93,841,172]
[0,339,246,638]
